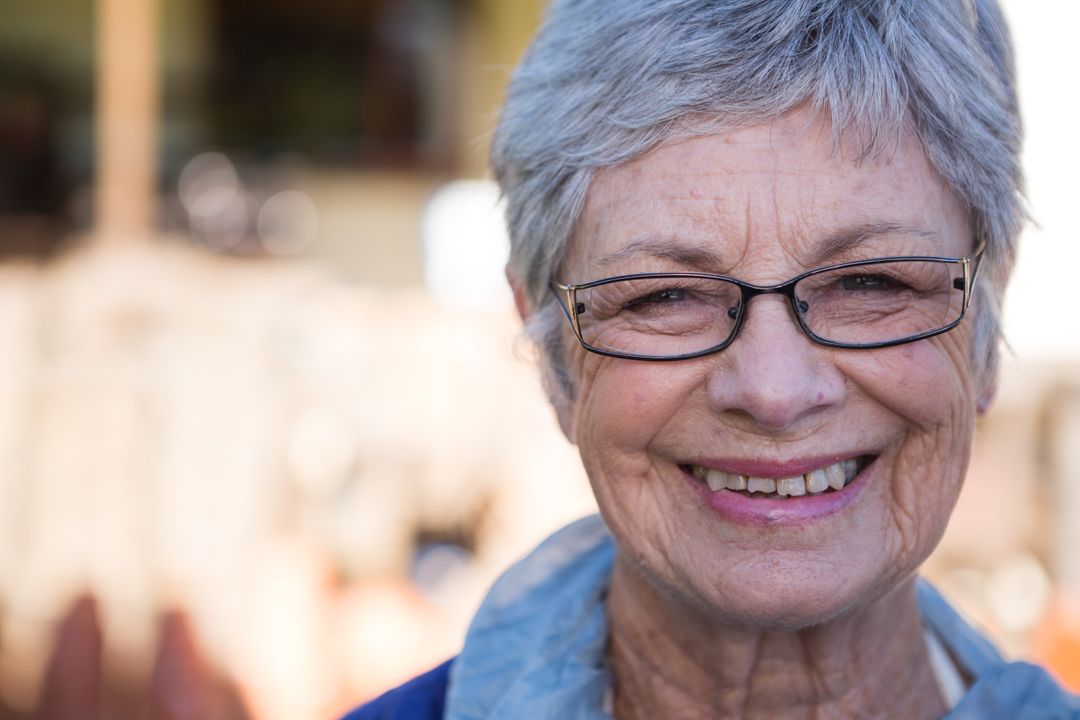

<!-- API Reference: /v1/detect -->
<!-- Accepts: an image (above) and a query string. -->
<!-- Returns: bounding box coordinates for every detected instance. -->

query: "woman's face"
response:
[557,109,980,628]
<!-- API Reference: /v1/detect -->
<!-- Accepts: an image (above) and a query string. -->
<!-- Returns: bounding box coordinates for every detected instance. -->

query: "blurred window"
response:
[206,0,461,169]
[0,0,94,257]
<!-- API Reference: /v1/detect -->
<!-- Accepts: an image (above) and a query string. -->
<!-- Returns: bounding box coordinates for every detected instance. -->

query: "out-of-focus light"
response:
[421,181,511,312]
[287,405,356,496]
[178,152,240,214]
[189,188,253,253]
[334,581,444,702]
[986,553,1052,633]
[410,543,472,600]
[179,152,253,252]
[258,191,320,256]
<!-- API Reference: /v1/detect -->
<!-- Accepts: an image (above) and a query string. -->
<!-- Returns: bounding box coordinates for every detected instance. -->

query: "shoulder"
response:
[340,658,455,720]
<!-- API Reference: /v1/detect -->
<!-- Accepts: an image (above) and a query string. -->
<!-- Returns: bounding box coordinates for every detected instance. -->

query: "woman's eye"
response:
[841,274,906,292]
[625,288,687,309]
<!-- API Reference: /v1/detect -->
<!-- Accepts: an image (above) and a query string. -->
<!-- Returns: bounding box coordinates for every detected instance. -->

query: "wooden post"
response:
[95,0,160,243]
[459,0,543,177]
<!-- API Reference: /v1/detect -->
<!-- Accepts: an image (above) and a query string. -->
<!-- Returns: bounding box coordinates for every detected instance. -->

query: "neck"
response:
[606,556,947,720]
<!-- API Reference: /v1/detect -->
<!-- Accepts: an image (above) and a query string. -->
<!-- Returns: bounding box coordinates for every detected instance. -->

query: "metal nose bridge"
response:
[728,276,810,341]
[738,275,804,301]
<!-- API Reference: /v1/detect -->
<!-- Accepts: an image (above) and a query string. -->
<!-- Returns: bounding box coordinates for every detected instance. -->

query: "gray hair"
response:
[492,0,1024,396]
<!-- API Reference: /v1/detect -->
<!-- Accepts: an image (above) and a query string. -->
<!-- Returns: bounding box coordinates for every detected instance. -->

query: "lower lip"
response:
[683,465,870,527]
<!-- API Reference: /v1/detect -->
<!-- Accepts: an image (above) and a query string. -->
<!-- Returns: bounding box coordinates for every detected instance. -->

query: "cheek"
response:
[854,341,977,558]
[569,359,704,537]
[857,339,975,428]
[572,359,700,454]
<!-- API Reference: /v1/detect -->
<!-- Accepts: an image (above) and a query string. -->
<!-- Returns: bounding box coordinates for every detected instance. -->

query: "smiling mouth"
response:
[681,456,874,499]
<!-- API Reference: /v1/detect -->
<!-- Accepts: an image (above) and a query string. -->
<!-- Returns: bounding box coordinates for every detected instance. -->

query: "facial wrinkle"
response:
[609,568,939,719]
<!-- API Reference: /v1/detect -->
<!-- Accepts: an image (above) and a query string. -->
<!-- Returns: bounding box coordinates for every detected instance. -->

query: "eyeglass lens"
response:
[572,260,966,357]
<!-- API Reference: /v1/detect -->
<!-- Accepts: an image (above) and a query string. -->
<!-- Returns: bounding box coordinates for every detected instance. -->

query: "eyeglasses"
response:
[551,247,985,361]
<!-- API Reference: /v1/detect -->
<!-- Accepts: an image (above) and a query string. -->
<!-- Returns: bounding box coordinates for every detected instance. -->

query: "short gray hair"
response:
[493,0,1024,393]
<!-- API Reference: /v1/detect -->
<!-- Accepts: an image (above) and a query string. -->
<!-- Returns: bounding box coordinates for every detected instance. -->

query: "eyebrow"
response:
[807,222,940,265]
[594,222,940,271]
[595,235,726,270]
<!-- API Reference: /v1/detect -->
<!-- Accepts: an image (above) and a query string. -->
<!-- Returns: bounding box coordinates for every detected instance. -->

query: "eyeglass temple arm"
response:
[959,234,989,310]
[550,282,583,325]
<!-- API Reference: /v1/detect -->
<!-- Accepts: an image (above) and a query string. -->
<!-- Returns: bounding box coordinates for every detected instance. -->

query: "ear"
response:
[553,411,579,450]
[506,266,532,322]
[975,377,996,416]
[506,265,580,445]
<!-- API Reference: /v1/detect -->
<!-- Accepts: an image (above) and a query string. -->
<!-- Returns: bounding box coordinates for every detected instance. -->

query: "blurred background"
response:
[0,1,1077,717]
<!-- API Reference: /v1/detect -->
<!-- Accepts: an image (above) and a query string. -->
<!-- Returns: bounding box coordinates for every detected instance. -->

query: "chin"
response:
[688,559,895,631]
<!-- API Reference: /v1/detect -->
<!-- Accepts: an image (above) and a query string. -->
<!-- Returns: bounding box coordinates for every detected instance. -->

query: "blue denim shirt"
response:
[348,515,1080,719]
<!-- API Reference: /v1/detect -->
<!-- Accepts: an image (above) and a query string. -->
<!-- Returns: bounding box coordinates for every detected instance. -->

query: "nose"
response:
[704,295,846,433]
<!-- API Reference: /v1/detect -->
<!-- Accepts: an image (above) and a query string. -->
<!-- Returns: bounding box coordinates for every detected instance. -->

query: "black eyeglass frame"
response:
[550,243,986,362]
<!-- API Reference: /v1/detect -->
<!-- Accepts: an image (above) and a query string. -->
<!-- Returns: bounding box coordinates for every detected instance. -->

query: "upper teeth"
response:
[692,459,859,496]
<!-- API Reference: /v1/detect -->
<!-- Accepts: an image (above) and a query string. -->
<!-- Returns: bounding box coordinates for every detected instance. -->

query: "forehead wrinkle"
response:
[585,219,942,279]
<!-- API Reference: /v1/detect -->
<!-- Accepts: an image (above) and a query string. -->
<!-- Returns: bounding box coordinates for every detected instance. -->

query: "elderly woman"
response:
[347,1,1079,718]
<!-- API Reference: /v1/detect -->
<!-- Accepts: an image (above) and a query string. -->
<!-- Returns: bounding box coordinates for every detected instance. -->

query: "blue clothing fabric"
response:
[342,658,453,720]
[345,515,1080,719]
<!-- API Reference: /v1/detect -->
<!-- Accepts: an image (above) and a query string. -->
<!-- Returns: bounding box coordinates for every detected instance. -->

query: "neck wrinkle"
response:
[606,557,947,720]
